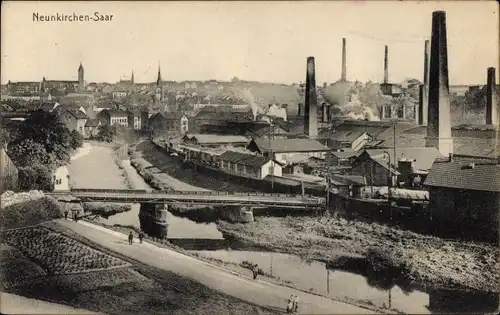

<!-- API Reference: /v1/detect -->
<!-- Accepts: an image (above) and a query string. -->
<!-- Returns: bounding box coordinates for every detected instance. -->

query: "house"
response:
[326,151,361,167]
[58,108,88,136]
[0,147,18,192]
[328,174,366,198]
[112,91,128,99]
[39,102,59,112]
[319,129,373,151]
[85,119,101,138]
[53,166,70,191]
[191,108,253,133]
[127,110,149,131]
[218,151,282,180]
[97,109,129,126]
[351,147,444,187]
[92,102,114,113]
[147,112,188,136]
[182,134,249,147]
[424,154,500,241]
[246,138,330,164]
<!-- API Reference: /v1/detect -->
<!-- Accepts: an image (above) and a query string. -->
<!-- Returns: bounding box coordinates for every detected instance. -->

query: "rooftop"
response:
[251,138,330,153]
[219,150,271,168]
[362,147,444,172]
[184,134,249,145]
[425,155,500,192]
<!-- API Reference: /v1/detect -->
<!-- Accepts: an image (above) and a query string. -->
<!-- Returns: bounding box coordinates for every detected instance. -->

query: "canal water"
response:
[99,160,497,314]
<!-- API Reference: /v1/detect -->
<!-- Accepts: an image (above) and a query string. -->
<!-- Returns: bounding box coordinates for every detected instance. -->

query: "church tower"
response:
[78,62,84,89]
[155,64,162,101]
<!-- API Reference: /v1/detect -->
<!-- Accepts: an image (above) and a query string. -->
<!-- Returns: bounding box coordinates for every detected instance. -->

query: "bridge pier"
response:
[139,203,169,239]
[218,205,254,223]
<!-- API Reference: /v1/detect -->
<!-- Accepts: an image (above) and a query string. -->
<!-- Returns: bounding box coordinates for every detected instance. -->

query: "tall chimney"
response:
[322,103,328,123]
[418,84,425,124]
[419,40,431,125]
[341,38,347,82]
[426,11,453,157]
[486,67,497,125]
[304,57,318,138]
[326,104,331,122]
[381,104,386,119]
[384,45,389,84]
[298,103,303,116]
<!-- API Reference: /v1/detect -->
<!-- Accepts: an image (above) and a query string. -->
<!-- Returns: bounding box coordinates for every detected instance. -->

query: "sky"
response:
[1,1,498,85]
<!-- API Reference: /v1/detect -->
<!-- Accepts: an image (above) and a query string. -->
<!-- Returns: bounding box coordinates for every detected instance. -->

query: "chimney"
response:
[426,11,453,157]
[326,104,332,122]
[419,40,431,125]
[341,38,347,82]
[418,84,428,125]
[304,57,318,138]
[381,104,386,119]
[298,103,303,116]
[384,45,389,84]
[322,103,328,123]
[486,67,497,125]
[449,153,453,162]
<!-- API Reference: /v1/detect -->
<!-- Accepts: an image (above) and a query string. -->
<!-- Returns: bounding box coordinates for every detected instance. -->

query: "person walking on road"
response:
[64,210,68,220]
[286,295,294,313]
[293,295,299,313]
[252,264,259,280]
[128,231,134,245]
[138,232,144,244]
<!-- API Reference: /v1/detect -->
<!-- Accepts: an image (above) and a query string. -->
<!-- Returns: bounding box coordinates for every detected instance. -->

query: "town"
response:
[1,3,499,315]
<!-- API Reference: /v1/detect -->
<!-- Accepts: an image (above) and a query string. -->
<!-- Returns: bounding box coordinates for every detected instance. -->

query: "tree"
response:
[96,124,117,142]
[13,110,73,166]
[8,139,54,167]
[69,130,84,150]
[18,164,53,191]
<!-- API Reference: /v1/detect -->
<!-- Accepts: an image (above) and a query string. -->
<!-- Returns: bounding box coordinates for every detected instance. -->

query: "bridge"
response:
[47,189,326,209]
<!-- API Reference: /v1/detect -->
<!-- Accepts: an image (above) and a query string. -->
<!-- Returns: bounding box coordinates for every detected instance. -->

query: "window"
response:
[55,179,62,185]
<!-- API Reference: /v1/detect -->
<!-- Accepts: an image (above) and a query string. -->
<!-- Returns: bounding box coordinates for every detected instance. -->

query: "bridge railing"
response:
[68,188,320,200]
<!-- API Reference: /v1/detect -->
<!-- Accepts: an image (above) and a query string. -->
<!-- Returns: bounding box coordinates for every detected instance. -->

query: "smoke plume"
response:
[241,88,261,120]
[323,81,389,121]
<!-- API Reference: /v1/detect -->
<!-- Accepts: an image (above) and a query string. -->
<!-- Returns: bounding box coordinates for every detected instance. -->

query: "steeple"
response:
[156,62,162,86]
[78,62,84,88]
[131,70,135,85]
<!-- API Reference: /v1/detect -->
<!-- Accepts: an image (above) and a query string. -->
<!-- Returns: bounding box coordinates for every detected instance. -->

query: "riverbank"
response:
[216,213,499,294]
[130,140,499,294]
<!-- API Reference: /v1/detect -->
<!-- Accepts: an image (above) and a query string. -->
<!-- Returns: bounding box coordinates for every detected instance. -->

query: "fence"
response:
[0,148,19,193]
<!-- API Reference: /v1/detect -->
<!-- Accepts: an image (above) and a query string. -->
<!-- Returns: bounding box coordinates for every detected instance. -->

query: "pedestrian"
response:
[293,295,299,313]
[64,210,68,220]
[286,295,294,313]
[139,231,144,244]
[128,231,133,245]
[252,264,259,280]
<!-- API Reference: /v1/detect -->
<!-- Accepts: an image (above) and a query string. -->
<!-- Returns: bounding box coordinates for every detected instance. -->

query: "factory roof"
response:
[319,129,372,142]
[425,155,500,192]
[249,138,330,153]
[183,134,249,145]
[219,151,274,168]
[361,147,444,173]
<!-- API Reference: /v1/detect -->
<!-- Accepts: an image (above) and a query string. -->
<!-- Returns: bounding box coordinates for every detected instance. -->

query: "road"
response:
[57,219,376,314]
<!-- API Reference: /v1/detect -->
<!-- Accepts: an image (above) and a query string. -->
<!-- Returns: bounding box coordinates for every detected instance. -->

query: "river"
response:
[71,144,497,314]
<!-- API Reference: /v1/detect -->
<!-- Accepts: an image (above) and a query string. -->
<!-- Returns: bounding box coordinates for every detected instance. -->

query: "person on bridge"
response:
[138,232,144,244]
[128,231,134,245]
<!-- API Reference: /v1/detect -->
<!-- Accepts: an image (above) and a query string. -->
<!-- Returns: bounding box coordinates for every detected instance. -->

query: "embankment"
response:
[0,191,62,229]
[217,213,500,294]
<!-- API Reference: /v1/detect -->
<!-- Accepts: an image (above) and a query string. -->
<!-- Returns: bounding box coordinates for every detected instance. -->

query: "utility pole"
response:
[325,167,330,212]
[326,269,330,294]
[270,255,273,276]
[269,119,274,191]
[383,151,392,221]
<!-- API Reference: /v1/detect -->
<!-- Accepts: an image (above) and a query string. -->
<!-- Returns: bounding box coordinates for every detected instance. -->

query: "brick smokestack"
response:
[298,103,303,116]
[341,38,347,82]
[384,45,389,84]
[322,103,328,123]
[419,40,431,125]
[426,11,453,157]
[304,57,318,138]
[418,84,425,124]
[326,104,331,122]
[486,67,497,125]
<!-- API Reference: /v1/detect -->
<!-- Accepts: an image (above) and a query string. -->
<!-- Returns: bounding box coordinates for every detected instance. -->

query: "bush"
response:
[0,196,62,229]
[69,130,84,150]
[18,164,54,192]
